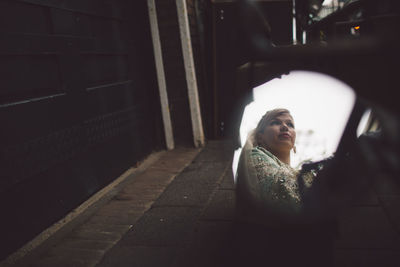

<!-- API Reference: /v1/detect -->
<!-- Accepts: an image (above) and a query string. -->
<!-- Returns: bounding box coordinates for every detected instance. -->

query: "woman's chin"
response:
[276,139,293,147]
[275,143,293,152]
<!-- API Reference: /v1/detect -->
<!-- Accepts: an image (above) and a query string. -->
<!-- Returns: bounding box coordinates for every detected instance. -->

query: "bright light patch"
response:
[357,108,371,137]
[233,70,356,178]
[322,0,333,6]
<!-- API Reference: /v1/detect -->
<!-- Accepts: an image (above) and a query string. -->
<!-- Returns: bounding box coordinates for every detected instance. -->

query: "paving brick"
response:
[171,246,222,267]
[149,148,200,173]
[154,161,229,207]
[95,201,149,216]
[28,257,97,267]
[100,198,155,209]
[200,189,236,221]
[69,227,126,242]
[334,207,399,249]
[98,246,181,267]
[77,223,131,235]
[56,238,115,251]
[153,178,216,207]
[84,213,143,226]
[219,169,235,190]
[114,189,164,202]
[126,168,177,185]
[43,247,104,263]
[119,207,202,247]
[193,140,234,162]
[193,221,235,247]
[176,161,228,184]
[122,182,167,194]
[172,221,235,267]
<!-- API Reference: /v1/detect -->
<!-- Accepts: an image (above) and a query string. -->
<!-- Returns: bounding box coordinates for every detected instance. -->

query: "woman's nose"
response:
[280,124,288,131]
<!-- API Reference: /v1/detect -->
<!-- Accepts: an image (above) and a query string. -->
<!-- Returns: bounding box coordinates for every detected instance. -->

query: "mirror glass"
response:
[233,70,356,179]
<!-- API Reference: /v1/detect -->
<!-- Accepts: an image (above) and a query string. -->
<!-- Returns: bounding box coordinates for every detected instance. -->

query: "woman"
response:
[237,108,314,224]
[234,108,333,267]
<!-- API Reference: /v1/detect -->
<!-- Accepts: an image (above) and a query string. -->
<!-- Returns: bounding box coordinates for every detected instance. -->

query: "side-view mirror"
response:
[234,70,400,225]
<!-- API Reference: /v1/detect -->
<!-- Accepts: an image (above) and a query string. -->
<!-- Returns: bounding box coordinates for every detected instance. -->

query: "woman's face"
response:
[257,113,296,153]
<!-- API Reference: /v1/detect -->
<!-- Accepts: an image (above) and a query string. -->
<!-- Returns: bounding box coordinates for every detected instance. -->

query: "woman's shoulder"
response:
[250,146,270,156]
[250,146,280,166]
[250,146,269,160]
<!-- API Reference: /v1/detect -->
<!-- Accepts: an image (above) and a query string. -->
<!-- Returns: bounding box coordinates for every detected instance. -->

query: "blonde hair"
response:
[251,108,293,146]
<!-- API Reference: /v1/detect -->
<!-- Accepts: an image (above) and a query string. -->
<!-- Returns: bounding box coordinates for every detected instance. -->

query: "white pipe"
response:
[292,0,297,44]
[148,0,175,150]
[176,0,205,147]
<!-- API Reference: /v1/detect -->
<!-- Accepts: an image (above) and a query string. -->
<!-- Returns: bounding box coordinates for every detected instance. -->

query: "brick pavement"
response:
[97,140,235,267]
[4,140,400,267]
[9,145,203,267]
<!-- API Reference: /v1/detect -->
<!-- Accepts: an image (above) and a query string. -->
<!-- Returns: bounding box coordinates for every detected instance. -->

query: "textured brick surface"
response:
[171,221,235,267]
[192,221,235,247]
[154,161,228,207]
[55,238,115,251]
[84,213,143,226]
[118,207,202,247]
[12,140,400,267]
[97,246,181,267]
[200,189,236,221]
[77,223,131,233]
[193,140,234,162]
[31,247,103,267]
[20,146,201,267]
[219,169,235,190]
[29,257,97,267]
[68,227,128,243]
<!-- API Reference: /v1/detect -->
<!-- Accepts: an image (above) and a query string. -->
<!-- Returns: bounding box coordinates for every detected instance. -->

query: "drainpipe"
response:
[147,0,175,150]
[176,0,205,147]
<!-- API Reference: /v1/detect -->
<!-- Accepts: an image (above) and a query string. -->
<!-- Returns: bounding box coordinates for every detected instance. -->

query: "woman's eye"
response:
[288,123,294,128]
[271,121,280,125]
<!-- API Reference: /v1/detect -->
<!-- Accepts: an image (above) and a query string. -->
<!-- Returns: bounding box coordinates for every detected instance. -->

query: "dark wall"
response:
[211,1,293,138]
[187,0,214,140]
[0,0,163,260]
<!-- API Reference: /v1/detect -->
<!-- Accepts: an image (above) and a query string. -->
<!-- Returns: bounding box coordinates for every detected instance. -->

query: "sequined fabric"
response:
[250,146,314,216]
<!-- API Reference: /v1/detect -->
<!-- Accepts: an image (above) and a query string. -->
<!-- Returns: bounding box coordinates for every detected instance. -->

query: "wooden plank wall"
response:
[0,0,163,260]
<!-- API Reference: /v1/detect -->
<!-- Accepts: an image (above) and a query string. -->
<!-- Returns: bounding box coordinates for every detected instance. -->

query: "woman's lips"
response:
[278,133,291,139]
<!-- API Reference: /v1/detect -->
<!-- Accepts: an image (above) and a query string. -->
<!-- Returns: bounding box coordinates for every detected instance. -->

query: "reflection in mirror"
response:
[356,108,382,137]
[233,70,356,180]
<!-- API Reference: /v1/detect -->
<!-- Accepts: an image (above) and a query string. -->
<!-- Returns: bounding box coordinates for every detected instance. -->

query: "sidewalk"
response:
[5,139,400,266]
[14,140,236,267]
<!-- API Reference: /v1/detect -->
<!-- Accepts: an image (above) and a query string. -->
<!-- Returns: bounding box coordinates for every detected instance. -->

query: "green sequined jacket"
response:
[248,146,315,218]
